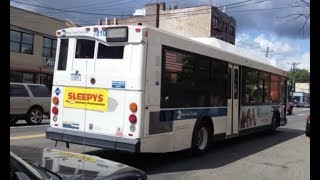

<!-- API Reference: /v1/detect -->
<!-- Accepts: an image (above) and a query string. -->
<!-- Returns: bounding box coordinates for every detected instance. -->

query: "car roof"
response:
[10,82,46,86]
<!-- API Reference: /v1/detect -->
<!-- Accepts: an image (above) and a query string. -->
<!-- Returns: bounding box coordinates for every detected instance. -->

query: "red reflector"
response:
[56,31,61,36]
[135,28,141,32]
[93,27,98,31]
[54,124,58,126]
[52,107,58,115]
[85,28,90,31]
[129,114,137,123]
[102,27,107,31]
[128,134,133,136]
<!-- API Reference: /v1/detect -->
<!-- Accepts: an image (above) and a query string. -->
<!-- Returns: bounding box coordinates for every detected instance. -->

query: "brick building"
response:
[101,2,236,44]
[10,6,68,89]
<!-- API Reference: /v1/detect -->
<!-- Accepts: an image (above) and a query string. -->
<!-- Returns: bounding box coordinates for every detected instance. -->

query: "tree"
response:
[278,0,310,35]
[287,68,310,83]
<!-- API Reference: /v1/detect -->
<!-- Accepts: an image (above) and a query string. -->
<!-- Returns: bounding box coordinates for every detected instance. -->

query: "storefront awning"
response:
[10,64,53,75]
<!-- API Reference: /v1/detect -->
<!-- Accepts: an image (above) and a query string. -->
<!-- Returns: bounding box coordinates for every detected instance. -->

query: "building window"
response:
[43,37,57,58]
[213,17,219,28]
[229,26,235,36]
[10,30,34,54]
[10,72,23,82]
[224,23,228,33]
[10,71,35,83]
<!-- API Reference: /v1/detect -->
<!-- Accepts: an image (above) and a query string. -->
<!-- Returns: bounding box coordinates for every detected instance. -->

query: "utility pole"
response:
[261,46,273,58]
[287,62,301,96]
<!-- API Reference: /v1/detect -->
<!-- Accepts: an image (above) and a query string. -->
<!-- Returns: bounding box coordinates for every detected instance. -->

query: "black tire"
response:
[191,121,212,155]
[26,107,44,125]
[306,132,310,137]
[10,118,19,126]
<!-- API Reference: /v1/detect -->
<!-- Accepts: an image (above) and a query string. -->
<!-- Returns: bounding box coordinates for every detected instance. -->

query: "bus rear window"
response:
[57,39,68,70]
[97,43,124,59]
[75,39,95,59]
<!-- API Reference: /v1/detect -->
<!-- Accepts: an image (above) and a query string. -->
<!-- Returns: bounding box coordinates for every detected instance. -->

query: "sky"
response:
[10,0,310,72]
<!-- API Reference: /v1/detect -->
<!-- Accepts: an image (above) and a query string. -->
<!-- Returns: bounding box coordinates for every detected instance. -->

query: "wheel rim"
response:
[30,109,43,123]
[197,127,208,150]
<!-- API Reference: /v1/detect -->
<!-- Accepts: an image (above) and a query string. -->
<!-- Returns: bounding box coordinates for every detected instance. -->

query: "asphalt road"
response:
[10,108,310,179]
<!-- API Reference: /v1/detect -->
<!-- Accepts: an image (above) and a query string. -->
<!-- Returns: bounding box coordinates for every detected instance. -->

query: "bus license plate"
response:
[71,74,81,81]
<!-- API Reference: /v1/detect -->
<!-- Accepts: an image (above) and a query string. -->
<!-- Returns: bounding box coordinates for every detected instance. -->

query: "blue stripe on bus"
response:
[159,107,227,122]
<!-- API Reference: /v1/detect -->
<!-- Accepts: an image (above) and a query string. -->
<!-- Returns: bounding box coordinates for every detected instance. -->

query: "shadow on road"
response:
[85,128,305,175]
[10,127,305,175]
[10,120,50,127]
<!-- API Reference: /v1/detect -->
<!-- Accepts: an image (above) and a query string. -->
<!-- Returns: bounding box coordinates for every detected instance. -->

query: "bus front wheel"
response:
[191,120,212,155]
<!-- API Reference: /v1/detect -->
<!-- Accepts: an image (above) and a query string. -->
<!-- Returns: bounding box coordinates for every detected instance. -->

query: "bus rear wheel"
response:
[192,121,212,155]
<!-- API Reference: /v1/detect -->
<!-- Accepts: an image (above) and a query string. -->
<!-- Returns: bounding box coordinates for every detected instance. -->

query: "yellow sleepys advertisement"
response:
[63,87,108,111]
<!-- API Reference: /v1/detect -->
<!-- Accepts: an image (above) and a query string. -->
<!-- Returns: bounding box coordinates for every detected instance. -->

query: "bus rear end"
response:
[46,26,147,152]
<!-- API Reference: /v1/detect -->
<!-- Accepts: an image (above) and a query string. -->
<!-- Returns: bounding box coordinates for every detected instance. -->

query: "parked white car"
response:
[10,83,51,125]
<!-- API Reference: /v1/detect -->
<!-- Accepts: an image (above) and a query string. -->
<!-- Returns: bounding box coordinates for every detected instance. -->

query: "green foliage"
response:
[287,68,310,83]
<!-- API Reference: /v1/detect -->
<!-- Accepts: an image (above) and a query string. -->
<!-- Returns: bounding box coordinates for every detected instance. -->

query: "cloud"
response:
[228,0,310,39]
[298,52,310,71]
[236,31,309,72]
[254,34,294,53]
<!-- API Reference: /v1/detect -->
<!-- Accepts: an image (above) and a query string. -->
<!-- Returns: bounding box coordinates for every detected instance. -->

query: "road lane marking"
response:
[297,114,307,116]
[10,124,50,129]
[10,134,45,140]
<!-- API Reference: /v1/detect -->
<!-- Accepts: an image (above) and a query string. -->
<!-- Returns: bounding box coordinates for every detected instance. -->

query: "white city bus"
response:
[46,25,288,154]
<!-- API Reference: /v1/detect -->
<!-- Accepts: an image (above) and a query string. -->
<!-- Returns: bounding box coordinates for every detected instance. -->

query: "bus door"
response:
[227,64,239,136]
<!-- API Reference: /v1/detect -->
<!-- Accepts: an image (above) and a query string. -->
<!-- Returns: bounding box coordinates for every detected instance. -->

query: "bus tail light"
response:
[52,107,59,115]
[52,96,59,105]
[135,28,141,32]
[129,102,137,112]
[129,114,137,123]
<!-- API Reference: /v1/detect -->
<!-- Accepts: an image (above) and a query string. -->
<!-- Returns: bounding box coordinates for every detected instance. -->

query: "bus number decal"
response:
[94,30,106,37]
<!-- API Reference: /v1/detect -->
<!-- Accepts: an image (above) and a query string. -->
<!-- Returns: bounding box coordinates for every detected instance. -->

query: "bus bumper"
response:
[46,127,140,153]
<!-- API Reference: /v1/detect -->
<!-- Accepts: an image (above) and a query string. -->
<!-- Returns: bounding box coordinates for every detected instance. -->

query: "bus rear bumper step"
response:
[46,127,140,153]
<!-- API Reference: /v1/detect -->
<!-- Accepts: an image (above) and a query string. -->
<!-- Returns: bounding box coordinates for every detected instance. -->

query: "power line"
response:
[11,0,272,17]
[217,0,256,8]
[11,0,305,24]
[224,0,269,10]
[10,0,132,17]
[61,0,128,10]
